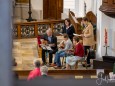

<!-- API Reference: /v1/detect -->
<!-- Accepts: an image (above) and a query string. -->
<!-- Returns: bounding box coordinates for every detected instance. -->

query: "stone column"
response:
[0,0,12,86]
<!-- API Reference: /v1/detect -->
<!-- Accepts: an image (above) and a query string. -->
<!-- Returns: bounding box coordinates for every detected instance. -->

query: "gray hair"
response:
[46,28,52,33]
[40,66,48,75]
[33,59,40,68]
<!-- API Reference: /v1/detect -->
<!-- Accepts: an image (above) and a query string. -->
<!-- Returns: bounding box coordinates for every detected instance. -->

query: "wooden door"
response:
[43,0,63,19]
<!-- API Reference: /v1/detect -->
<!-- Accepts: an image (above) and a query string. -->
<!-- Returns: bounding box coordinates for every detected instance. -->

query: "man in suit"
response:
[42,29,58,65]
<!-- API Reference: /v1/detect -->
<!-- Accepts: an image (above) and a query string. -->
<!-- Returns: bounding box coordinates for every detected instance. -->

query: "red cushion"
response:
[37,36,41,47]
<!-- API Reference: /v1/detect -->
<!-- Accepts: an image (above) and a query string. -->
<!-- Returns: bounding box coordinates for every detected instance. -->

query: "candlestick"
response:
[104,28,107,46]
[104,28,109,56]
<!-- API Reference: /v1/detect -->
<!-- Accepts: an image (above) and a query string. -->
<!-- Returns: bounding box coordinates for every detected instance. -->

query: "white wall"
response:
[85,0,92,12]
[78,0,85,17]
[96,0,115,58]
[14,0,43,22]
[96,0,103,58]
[31,0,43,20]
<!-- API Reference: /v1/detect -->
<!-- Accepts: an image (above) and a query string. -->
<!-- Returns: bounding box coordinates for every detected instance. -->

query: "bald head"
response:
[46,28,52,36]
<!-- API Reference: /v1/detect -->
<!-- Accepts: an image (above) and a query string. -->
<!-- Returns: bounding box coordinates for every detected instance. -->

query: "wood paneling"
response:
[69,11,82,34]
[14,69,112,78]
[43,0,63,19]
[43,0,49,19]
[103,0,108,3]
[100,0,115,18]
[113,0,115,4]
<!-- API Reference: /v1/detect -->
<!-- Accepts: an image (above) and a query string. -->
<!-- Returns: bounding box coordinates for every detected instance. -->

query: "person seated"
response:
[40,66,49,77]
[13,58,17,66]
[12,58,19,79]
[52,34,73,69]
[41,28,58,65]
[27,60,41,80]
[66,37,84,69]
[32,66,52,80]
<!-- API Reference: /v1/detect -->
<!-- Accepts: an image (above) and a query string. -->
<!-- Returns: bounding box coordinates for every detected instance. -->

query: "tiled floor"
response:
[13,38,93,71]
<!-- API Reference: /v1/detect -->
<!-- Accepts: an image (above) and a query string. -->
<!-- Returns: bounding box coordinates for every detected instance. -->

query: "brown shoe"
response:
[50,63,57,67]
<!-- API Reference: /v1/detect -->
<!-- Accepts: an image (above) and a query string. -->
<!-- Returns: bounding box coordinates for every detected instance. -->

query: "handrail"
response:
[69,10,82,34]
[13,20,64,39]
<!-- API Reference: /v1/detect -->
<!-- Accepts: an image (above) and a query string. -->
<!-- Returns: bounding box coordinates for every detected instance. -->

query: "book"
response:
[59,33,63,36]
[40,44,52,50]
[73,33,81,36]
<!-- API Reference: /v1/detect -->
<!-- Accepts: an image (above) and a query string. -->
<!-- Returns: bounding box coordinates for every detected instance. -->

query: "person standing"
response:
[62,18,75,41]
[80,17,95,67]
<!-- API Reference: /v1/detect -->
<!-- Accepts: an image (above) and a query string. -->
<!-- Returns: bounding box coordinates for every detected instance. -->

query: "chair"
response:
[71,57,84,69]
[62,57,66,67]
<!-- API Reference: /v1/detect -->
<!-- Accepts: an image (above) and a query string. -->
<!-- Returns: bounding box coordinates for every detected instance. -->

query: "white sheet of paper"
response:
[73,33,81,36]
[59,33,63,36]
[46,46,52,50]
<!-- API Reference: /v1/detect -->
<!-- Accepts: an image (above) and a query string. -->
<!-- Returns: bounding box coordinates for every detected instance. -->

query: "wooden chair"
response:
[62,56,66,67]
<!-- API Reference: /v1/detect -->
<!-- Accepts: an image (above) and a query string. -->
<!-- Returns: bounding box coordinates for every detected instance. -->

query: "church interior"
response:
[0,0,115,86]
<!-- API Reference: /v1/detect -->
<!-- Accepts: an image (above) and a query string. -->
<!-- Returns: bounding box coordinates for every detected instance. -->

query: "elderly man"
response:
[42,29,58,65]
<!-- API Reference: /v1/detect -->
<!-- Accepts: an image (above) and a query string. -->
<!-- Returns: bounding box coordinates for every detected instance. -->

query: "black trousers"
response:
[42,49,57,64]
[84,46,90,64]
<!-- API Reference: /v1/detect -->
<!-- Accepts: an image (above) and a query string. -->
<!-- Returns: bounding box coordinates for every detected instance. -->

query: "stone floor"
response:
[13,38,39,70]
[13,38,93,71]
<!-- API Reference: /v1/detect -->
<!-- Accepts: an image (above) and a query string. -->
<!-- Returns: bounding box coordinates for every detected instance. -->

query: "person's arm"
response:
[62,26,66,33]
[84,26,93,38]
[72,25,75,34]
[68,25,75,38]
[53,36,57,47]
[74,44,80,56]
[49,36,57,47]
[62,42,71,51]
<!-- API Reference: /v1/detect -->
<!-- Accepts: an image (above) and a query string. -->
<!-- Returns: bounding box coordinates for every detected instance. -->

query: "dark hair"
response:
[82,17,88,22]
[35,60,40,68]
[63,34,69,38]
[73,36,80,42]
[65,18,71,25]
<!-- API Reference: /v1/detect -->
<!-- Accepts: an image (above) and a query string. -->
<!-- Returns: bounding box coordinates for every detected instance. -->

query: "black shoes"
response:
[82,64,91,67]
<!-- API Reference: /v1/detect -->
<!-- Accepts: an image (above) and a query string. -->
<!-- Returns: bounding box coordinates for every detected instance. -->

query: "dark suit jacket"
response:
[43,34,57,51]
[62,25,75,40]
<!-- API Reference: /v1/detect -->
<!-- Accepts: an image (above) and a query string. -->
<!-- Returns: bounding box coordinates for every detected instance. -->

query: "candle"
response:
[105,28,107,46]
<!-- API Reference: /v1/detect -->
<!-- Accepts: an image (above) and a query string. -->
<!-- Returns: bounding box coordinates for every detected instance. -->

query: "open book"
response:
[40,44,52,50]
[73,33,81,36]
[59,33,63,36]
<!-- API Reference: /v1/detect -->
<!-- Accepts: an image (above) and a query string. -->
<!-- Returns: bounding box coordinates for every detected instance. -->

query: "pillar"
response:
[0,0,12,86]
